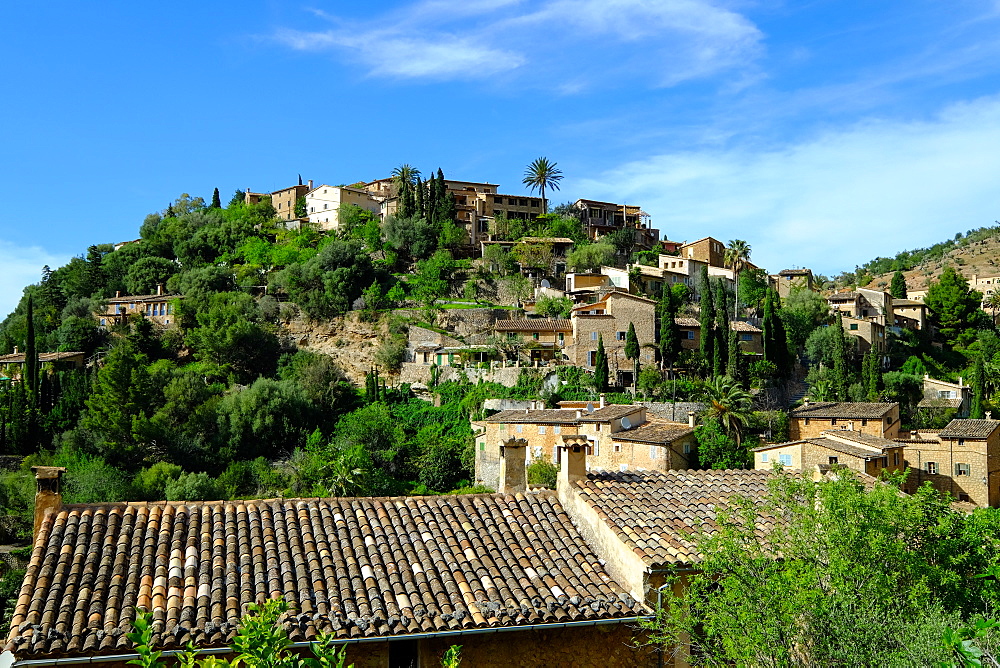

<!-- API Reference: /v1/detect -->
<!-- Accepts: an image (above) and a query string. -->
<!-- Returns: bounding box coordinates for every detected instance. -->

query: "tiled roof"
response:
[482,409,581,424]
[674,318,699,327]
[573,469,778,566]
[107,293,181,304]
[828,291,858,301]
[939,419,1000,439]
[917,397,964,409]
[8,494,643,659]
[610,421,693,445]
[494,319,572,332]
[778,269,811,276]
[893,299,925,307]
[0,352,85,364]
[805,438,881,459]
[820,430,898,449]
[791,402,896,419]
[729,321,761,333]
[578,405,644,422]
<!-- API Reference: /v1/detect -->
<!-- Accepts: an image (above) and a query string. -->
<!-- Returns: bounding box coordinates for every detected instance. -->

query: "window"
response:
[650,445,659,459]
[938,390,955,399]
[591,332,598,341]
[499,423,506,431]
[740,333,753,341]
[849,324,858,330]
[388,638,419,668]
[958,438,965,446]
[683,443,691,454]
[831,419,837,426]
[538,425,546,434]
[616,331,626,341]
[516,425,523,433]
[685,331,695,339]
[893,452,899,466]
[926,462,938,474]
[760,452,769,462]
[956,463,971,476]
[588,351,597,366]
[495,196,504,204]
[533,333,539,340]
[558,332,564,344]
[100,318,106,326]
[614,444,621,453]
[554,425,561,434]
[479,442,485,451]
[829,456,838,465]
[779,454,792,466]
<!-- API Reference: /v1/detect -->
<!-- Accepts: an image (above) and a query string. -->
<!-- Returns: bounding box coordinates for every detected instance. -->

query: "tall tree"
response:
[625,322,640,392]
[522,157,563,213]
[700,375,754,445]
[658,286,681,372]
[724,239,752,319]
[762,289,790,379]
[699,266,715,376]
[832,312,849,401]
[594,334,609,391]
[863,348,881,401]
[433,169,456,227]
[924,266,984,348]
[726,329,741,382]
[714,280,729,378]
[210,187,222,209]
[414,176,425,219]
[24,295,38,406]
[890,271,907,299]
[391,164,420,219]
[971,354,986,419]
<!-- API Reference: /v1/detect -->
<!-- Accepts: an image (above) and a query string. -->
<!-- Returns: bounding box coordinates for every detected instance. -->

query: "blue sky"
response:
[4,1,1000,317]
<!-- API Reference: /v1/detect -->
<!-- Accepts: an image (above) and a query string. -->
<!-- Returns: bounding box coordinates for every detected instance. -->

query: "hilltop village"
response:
[1,168,1000,665]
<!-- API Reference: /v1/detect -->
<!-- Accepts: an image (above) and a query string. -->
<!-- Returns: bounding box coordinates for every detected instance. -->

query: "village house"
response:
[789,401,901,440]
[264,181,312,222]
[492,317,573,362]
[900,419,1000,506]
[480,237,573,277]
[678,237,727,267]
[828,288,893,325]
[6,467,654,667]
[99,285,182,328]
[769,268,815,299]
[840,315,887,355]
[753,429,905,477]
[565,291,657,385]
[0,351,86,381]
[892,298,928,331]
[917,375,971,418]
[571,199,659,251]
[303,184,382,230]
[673,318,764,354]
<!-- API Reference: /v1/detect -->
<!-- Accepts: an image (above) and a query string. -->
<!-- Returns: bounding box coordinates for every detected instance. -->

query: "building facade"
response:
[789,402,901,440]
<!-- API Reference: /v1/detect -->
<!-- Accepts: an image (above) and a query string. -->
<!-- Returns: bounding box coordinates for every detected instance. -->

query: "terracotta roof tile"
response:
[8,494,644,659]
[572,469,777,567]
[939,419,1000,439]
[791,402,897,419]
[482,410,581,424]
[610,421,693,445]
[494,319,572,332]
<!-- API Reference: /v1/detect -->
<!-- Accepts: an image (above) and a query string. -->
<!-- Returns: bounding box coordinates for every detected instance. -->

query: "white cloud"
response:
[271,0,762,87]
[0,241,70,320]
[574,96,1000,276]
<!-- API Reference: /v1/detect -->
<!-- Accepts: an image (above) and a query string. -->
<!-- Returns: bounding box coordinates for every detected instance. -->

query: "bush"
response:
[165,471,224,501]
[132,462,183,501]
[526,457,558,488]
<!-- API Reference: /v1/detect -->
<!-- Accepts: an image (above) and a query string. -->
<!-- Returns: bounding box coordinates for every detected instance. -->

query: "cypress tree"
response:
[658,286,681,372]
[832,312,848,401]
[726,328,740,382]
[211,187,222,209]
[415,177,425,219]
[890,271,907,299]
[434,169,456,227]
[762,289,790,379]
[971,355,986,419]
[426,175,439,224]
[863,349,881,401]
[699,266,714,375]
[24,295,38,406]
[594,334,609,391]
[714,280,729,376]
[625,323,640,392]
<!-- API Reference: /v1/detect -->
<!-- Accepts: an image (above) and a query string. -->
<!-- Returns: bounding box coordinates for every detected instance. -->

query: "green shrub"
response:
[526,457,558,488]
[165,472,224,501]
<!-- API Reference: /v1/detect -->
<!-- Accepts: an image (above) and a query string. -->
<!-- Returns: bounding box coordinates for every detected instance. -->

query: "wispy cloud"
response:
[271,0,763,87]
[574,96,1000,276]
[0,241,70,320]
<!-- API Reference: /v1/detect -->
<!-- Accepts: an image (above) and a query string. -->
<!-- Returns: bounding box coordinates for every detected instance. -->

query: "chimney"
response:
[803,397,810,406]
[599,393,606,409]
[156,283,163,296]
[12,346,16,355]
[988,411,994,421]
[32,467,66,543]
[576,410,582,420]
[308,179,313,189]
[499,438,528,494]
[687,411,696,428]
[557,436,589,490]
[959,377,963,387]
[116,290,121,298]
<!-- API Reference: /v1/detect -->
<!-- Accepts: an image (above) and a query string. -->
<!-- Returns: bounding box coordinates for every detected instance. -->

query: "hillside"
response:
[839,224,1000,293]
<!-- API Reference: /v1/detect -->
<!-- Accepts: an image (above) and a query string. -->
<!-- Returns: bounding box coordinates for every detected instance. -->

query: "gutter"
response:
[4,617,651,668]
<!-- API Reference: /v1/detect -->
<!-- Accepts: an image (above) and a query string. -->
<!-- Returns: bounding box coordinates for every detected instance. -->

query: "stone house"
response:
[753,429,905,477]
[304,184,382,230]
[566,291,657,385]
[678,237,727,267]
[493,317,573,362]
[0,351,86,381]
[789,401,901,440]
[270,182,312,222]
[892,298,928,331]
[917,375,971,417]
[770,268,815,299]
[901,419,1000,506]
[828,288,893,325]
[840,315,887,355]
[572,199,659,250]
[100,285,181,328]
[673,318,763,354]
[617,255,706,297]
[7,467,654,667]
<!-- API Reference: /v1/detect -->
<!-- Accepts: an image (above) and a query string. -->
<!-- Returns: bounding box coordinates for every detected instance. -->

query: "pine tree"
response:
[971,354,986,419]
[211,187,222,209]
[699,266,715,375]
[594,334,609,391]
[890,271,907,299]
[832,312,849,401]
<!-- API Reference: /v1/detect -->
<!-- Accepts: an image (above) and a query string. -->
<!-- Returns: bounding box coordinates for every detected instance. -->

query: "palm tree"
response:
[390,164,420,194]
[724,239,752,320]
[522,157,563,213]
[987,292,1000,323]
[700,376,754,445]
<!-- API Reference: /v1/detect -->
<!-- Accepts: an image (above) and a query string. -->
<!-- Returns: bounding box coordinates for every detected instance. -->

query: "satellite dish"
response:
[586,403,595,413]
[621,416,632,430]
[541,279,551,288]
